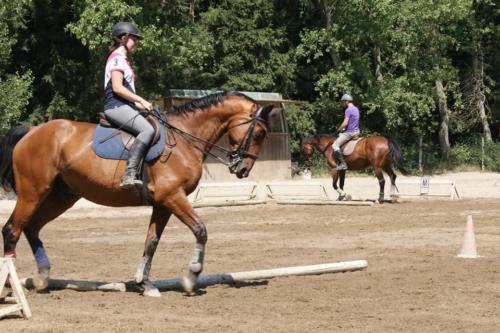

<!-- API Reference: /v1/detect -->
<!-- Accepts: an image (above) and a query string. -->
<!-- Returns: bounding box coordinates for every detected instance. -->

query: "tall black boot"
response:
[333,150,347,170]
[120,140,148,189]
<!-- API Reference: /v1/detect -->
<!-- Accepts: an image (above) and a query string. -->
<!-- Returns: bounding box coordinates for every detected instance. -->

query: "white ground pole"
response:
[276,199,374,206]
[21,260,367,293]
[191,182,259,203]
[397,179,460,199]
[266,181,331,201]
[265,181,374,205]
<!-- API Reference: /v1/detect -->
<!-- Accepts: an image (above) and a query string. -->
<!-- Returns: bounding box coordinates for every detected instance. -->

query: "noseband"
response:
[226,107,268,172]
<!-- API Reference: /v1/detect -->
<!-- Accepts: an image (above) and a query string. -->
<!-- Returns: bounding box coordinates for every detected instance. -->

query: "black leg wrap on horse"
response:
[193,223,207,244]
[339,170,346,188]
[2,222,17,254]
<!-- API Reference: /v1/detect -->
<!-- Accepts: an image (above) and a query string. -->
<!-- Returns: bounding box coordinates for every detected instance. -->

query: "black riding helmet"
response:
[112,22,143,39]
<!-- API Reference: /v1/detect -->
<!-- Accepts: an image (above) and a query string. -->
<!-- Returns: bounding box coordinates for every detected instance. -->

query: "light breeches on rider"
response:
[104,105,154,145]
[332,130,360,151]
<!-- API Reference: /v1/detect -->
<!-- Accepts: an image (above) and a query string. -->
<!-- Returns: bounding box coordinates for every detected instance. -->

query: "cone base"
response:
[457,254,481,258]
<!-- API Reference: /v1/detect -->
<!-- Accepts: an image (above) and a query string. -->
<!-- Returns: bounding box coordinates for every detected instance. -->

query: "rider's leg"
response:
[104,105,155,188]
[121,140,149,188]
[332,133,351,170]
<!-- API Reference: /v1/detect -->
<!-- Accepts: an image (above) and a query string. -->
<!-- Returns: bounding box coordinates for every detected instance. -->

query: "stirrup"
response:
[336,164,347,171]
[120,175,143,189]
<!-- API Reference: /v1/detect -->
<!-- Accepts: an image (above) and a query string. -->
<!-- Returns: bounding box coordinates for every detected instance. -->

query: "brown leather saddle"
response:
[98,112,162,150]
[341,134,364,156]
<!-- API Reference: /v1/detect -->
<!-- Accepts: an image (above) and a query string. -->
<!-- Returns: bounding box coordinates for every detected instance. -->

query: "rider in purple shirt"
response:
[332,94,360,170]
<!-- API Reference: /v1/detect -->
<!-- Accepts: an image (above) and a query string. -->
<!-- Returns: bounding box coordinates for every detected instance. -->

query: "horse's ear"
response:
[257,104,275,121]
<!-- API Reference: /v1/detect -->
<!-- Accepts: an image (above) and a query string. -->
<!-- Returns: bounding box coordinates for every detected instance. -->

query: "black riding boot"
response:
[333,150,347,171]
[120,140,149,189]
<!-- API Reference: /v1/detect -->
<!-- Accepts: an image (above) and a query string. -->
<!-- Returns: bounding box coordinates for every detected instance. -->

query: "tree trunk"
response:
[418,135,423,172]
[374,47,383,82]
[189,0,196,21]
[320,0,341,68]
[435,78,451,166]
[473,48,493,142]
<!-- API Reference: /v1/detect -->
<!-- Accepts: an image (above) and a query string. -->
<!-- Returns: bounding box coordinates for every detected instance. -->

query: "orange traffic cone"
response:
[457,215,480,258]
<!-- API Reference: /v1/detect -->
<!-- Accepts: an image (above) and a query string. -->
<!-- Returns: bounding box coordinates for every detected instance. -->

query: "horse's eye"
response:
[253,132,264,141]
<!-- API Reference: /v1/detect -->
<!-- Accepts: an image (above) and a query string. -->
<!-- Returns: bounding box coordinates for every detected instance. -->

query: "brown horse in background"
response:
[0,91,274,296]
[301,134,409,203]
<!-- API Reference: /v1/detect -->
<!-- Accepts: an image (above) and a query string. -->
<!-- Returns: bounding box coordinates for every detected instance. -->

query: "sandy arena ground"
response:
[1,193,500,332]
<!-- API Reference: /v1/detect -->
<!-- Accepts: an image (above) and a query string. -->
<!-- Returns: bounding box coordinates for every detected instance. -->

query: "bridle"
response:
[150,105,268,174]
[302,137,329,167]
[302,143,314,167]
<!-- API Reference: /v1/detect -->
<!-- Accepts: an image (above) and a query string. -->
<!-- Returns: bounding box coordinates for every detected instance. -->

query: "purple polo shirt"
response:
[345,105,360,133]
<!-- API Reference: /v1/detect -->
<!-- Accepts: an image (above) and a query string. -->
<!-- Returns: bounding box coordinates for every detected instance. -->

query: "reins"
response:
[148,106,267,170]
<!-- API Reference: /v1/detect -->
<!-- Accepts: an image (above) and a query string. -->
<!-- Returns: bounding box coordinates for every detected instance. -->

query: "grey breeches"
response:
[333,131,359,151]
[104,105,155,145]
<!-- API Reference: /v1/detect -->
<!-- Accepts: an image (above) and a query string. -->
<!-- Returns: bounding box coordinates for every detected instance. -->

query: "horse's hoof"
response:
[144,289,161,297]
[181,272,198,295]
[137,280,161,297]
[32,275,49,291]
[390,196,399,203]
[143,282,161,298]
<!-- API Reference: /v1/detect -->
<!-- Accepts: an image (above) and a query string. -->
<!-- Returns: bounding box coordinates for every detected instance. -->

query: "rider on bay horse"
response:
[332,93,360,170]
[104,22,154,189]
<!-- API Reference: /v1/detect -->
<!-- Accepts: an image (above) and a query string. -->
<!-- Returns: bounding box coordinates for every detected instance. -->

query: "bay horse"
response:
[301,134,409,203]
[0,91,274,296]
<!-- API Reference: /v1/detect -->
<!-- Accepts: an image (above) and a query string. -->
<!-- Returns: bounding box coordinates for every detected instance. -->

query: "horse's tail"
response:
[0,125,30,192]
[387,137,410,175]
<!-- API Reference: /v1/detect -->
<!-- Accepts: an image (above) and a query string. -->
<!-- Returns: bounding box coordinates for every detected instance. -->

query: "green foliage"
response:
[0,0,31,66]
[0,0,498,173]
[200,0,295,92]
[450,141,481,166]
[284,103,315,155]
[374,77,436,135]
[308,152,332,177]
[449,137,500,172]
[484,142,500,172]
[0,72,33,133]
[66,0,142,51]
[0,1,33,132]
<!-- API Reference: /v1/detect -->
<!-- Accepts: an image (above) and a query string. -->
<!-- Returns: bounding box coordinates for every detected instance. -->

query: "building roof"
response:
[167,89,304,104]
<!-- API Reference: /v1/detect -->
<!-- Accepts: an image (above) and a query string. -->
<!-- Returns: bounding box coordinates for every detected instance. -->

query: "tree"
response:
[200,0,295,92]
[387,0,469,165]
[457,0,499,142]
[0,1,33,133]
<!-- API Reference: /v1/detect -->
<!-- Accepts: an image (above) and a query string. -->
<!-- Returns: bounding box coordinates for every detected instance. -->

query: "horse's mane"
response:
[170,91,256,115]
[302,133,336,144]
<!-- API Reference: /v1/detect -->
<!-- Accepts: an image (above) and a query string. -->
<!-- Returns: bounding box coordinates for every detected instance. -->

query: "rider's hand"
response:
[136,99,153,111]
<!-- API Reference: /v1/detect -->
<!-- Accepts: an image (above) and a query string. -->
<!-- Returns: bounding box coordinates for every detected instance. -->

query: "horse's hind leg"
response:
[3,197,46,258]
[2,142,60,258]
[374,168,385,203]
[23,188,80,290]
[384,166,398,202]
[134,207,171,297]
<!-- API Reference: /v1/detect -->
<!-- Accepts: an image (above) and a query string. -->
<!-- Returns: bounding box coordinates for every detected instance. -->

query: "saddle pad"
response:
[91,125,165,161]
[342,137,364,156]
